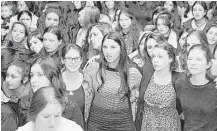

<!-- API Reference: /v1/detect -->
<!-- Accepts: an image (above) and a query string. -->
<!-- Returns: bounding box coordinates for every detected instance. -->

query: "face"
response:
[206,26,217,45]
[146,38,158,57]
[30,64,50,92]
[64,48,82,72]
[105,1,115,9]
[1,6,12,18]
[186,34,201,52]
[89,26,104,49]
[102,39,121,64]
[187,48,210,75]
[193,3,206,20]
[29,37,43,53]
[45,12,59,28]
[19,13,32,28]
[152,48,172,71]
[78,9,85,27]
[119,13,132,29]
[43,32,61,53]
[179,32,188,49]
[17,1,29,12]
[34,103,62,131]
[157,19,169,35]
[6,65,23,90]
[164,1,174,12]
[11,24,26,43]
[73,1,82,9]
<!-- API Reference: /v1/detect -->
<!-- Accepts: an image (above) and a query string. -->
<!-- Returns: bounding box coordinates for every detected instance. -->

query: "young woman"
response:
[175,44,217,131]
[115,9,141,55]
[40,26,63,69]
[83,22,113,68]
[36,5,69,44]
[61,44,94,126]
[206,24,217,53]
[136,42,181,131]
[27,33,43,54]
[15,86,83,131]
[84,31,142,131]
[76,6,100,47]
[3,21,29,49]
[179,30,209,71]
[183,1,213,32]
[17,10,36,33]
[155,12,179,52]
[131,32,165,72]
[1,59,32,131]
[181,1,195,25]
[30,57,84,128]
[101,1,120,29]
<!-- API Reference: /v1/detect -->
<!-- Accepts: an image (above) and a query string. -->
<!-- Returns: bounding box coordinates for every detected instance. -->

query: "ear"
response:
[10,10,13,16]
[59,39,62,46]
[206,61,212,69]
[22,76,29,84]
[61,57,64,64]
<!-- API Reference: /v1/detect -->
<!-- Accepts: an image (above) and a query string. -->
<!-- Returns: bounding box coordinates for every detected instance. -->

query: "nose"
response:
[49,117,55,127]
[6,76,11,83]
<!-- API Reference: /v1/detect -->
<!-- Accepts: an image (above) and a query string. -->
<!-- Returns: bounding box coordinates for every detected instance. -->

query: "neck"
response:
[108,8,114,13]
[190,72,209,86]
[163,30,170,38]
[155,66,171,78]
[65,69,80,80]
[108,59,119,69]
[13,84,25,97]
[195,17,206,25]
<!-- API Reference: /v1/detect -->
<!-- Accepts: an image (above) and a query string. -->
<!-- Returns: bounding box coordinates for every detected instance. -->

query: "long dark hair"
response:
[97,31,131,98]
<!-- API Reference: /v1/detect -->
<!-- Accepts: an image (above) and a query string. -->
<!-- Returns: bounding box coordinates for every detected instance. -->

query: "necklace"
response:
[68,91,74,95]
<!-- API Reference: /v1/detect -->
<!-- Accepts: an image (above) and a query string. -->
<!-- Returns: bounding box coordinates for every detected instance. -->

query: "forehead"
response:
[43,32,58,39]
[188,48,206,58]
[46,12,59,18]
[120,12,130,19]
[153,47,168,55]
[91,26,102,34]
[65,48,80,57]
[20,13,31,18]
[165,1,173,5]
[187,34,201,43]
[31,64,43,72]
[18,1,26,5]
[193,3,204,9]
[147,38,158,46]
[103,39,119,46]
[7,65,22,74]
[207,26,217,32]
[39,103,62,115]
[13,24,25,30]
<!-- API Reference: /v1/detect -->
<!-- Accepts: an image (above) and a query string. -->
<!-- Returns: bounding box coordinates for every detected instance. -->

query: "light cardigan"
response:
[15,117,83,131]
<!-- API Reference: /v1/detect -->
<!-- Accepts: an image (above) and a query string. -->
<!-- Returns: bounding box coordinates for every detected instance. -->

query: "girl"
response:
[179,30,209,71]
[36,5,69,44]
[163,1,182,35]
[83,22,113,68]
[30,57,84,128]
[101,1,120,29]
[16,86,83,131]
[27,33,43,54]
[61,44,94,125]
[17,10,36,33]
[181,1,195,25]
[206,24,217,53]
[115,9,141,56]
[136,42,181,131]
[131,32,165,72]
[1,59,32,130]
[76,6,100,47]
[3,22,29,49]
[175,44,217,131]
[155,12,179,52]
[183,1,213,32]
[85,31,142,131]
[40,26,63,69]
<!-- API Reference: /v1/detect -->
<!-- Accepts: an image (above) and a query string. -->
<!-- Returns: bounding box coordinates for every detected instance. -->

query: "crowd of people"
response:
[1,1,217,131]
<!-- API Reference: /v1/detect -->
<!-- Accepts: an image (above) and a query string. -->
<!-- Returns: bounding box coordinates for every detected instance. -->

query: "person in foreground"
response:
[15,86,83,131]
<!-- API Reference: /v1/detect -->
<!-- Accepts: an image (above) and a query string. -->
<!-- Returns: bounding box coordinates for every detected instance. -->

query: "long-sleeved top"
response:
[175,75,217,131]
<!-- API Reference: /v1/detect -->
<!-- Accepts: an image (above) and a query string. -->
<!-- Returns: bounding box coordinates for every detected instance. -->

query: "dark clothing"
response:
[175,75,217,131]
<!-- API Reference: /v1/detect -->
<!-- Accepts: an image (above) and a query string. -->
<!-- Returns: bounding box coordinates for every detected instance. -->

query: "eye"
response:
[102,45,107,49]
[111,46,116,48]
[38,73,44,77]
[43,115,50,118]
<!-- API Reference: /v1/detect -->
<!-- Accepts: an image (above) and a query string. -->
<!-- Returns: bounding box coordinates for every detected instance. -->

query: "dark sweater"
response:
[175,75,217,131]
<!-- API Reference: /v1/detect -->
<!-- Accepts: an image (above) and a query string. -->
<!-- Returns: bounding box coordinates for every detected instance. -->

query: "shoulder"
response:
[183,18,193,26]
[59,117,83,131]
[174,73,187,86]
[84,61,100,76]
[16,122,33,131]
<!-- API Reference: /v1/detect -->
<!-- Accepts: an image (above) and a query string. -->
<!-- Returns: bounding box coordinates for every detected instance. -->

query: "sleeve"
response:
[128,67,142,121]
[1,103,19,131]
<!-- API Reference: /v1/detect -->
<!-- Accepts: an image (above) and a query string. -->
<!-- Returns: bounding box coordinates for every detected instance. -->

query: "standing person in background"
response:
[85,32,142,131]
[183,1,213,32]
[15,86,83,131]
[205,24,217,53]
[175,44,217,131]
[76,6,100,48]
